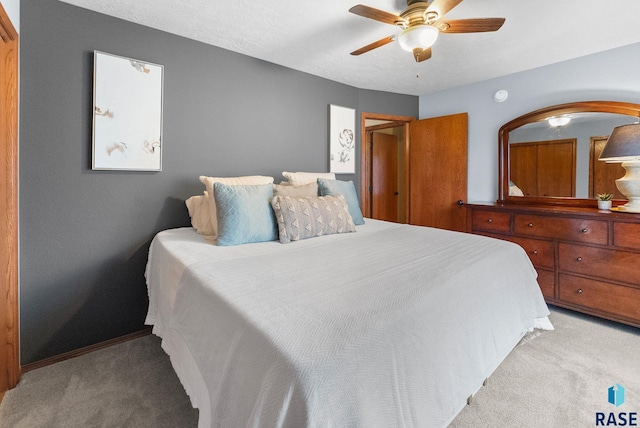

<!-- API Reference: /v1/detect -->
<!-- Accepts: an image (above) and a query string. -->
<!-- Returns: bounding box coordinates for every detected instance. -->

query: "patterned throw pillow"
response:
[270,195,356,244]
[214,183,277,246]
[199,175,274,237]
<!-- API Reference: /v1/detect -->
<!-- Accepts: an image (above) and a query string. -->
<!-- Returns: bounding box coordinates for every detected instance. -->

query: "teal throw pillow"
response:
[213,182,277,246]
[317,178,365,225]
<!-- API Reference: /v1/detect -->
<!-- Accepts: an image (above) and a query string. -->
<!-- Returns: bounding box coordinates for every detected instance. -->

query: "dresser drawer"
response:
[558,243,640,286]
[471,209,511,233]
[614,222,640,249]
[559,274,640,321]
[514,214,608,245]
[504,236,554,269]
[537,269,555,299]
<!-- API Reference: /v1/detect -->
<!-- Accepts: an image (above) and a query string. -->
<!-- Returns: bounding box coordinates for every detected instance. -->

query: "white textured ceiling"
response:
[59,0,640,96]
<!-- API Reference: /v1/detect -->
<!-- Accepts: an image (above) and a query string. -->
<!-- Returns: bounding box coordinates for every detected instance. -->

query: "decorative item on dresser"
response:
[467,100,640,328]
[467,204,640,328]
[596,192,614,210]
[598,122,640,213]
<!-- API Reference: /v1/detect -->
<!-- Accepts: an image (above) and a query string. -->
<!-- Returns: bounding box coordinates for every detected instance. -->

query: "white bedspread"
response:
[145,220,551,427]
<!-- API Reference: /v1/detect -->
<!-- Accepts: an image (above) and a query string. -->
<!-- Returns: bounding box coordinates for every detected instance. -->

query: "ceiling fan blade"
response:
[414,47,432,63]
[351,35,396,56]
[349,4,405,26]
[425,0,463,19]
[439,18,505,33]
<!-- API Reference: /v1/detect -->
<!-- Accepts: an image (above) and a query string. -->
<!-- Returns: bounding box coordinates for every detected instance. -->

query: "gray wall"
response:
[418,42,640,203]
[19,0,418,364]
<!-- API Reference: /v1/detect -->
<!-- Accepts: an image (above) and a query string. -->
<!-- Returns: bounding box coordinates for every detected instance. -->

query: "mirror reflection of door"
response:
[510,139,576,197]
[509,144,537,196]
[589,136,626,199]
[370,131,399,222]
[506,110,638,200]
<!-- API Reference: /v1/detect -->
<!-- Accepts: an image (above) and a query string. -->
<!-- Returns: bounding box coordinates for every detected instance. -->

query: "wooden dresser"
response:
[467,203,640,328]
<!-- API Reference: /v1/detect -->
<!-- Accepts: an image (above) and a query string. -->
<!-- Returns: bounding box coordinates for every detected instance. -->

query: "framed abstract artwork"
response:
[329,104,356,174]
[92,51,164,171]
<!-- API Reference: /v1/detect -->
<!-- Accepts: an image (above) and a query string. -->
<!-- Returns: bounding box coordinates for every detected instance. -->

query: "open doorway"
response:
[360,111,468,232]
[360,113,414,222]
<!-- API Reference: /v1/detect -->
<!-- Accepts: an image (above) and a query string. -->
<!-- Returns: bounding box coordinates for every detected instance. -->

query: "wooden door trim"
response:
[360,113,413,218]
[0,2,20,394]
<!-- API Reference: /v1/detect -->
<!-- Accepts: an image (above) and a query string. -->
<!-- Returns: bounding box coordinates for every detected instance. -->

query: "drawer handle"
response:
[532,250,538,255]
[487,219,493,223]
[581,228,588,233]
[577,288,583,294]
[576,257,583,262]
[527,223,533,227]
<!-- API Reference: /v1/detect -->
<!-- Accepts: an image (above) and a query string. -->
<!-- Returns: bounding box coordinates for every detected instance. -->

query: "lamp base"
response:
[615,161,640,213]
[613,204,640,213]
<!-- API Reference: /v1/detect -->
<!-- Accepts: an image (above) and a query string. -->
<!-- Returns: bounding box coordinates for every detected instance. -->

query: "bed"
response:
[145,217,551,428]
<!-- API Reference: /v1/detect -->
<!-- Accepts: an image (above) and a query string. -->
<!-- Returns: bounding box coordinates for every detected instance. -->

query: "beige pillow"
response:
[270,195,356,244]
[282,171,335,186]
[185,191,215,237]
[198,175,275,237]
[273,182,318,197]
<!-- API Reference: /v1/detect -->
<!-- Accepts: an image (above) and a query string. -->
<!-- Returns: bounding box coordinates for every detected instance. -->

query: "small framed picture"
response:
[329,104,356,173]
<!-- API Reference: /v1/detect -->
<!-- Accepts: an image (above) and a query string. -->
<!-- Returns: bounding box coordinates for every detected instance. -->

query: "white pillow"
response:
[198,175,274,237]
[282,171,335,186]
[273,182,318,197]
[509,182,525,197]
[185,191,215,237]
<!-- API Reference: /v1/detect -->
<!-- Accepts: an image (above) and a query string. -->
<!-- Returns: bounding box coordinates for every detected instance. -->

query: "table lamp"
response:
[599,123,640,213]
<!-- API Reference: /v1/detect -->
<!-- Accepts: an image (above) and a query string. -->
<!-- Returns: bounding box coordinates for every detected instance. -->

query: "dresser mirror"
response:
[498,101,640,206]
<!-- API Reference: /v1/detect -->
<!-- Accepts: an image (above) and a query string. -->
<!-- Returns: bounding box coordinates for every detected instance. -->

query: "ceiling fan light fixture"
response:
[548,115,571,127]
[398,25,439,53]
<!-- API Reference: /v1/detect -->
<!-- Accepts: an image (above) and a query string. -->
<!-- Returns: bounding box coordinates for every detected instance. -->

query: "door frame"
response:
[360,112,414,218]
[0,2,20,396]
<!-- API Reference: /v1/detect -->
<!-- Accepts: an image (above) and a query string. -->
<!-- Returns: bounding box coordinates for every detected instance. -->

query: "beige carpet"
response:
[1,306,638,427]
[451,306,640,427]
[0,334,198,427]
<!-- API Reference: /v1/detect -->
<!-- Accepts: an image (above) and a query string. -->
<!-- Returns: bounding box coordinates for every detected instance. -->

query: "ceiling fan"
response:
[349,0,505,62]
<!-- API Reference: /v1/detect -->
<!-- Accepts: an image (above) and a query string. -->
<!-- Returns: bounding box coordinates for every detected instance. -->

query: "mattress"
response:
[145,219,551,427]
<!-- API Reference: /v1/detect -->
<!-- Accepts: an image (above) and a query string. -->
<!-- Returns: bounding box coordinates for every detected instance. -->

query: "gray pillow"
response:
[270,195,356,244]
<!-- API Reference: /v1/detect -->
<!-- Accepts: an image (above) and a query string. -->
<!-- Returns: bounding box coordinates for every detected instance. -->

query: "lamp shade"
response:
[599,122,640,161]
[398,25,439,52]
